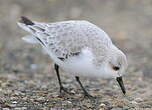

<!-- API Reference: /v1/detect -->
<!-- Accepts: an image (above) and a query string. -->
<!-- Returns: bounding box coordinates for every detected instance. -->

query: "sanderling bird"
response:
[17,16,128,98]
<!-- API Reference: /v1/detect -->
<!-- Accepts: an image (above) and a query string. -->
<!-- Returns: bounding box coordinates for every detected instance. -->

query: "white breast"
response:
[58,48,97,77]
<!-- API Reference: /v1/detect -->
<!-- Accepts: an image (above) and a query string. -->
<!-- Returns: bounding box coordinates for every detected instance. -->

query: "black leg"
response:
[54,64,62,88]
[75,76,93,98]
[54,64,71,94]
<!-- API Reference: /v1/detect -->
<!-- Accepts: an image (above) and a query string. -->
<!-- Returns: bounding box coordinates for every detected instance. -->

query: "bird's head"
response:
[102,46,128,94]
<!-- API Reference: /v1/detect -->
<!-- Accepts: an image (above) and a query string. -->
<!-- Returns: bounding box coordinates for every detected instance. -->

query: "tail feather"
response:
[22,35,39,44]
[20,16,34,25]
[18,16,47,47]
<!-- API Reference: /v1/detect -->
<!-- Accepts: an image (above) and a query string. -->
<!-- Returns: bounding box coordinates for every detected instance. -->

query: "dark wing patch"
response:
[58,52,80,61]
[58,57,65,61]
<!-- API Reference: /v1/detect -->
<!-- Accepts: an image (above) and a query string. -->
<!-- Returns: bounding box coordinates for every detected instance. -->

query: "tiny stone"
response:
[70,90,75,94]
[111,107,122,110]
[123,106,130,110]
[135,97,143,102]
[15,108,22,110]
[2,108,10,110]
[21,107,27,110]
[30,64,37,70]
[99,103,106,107]
[99,107,104,110]
[131,101,138,104]
[66,100,72,104]
[12,101,17,104]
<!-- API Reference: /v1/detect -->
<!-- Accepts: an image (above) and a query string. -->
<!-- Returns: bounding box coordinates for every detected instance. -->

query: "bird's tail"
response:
[17,16,36,34]
[17,16,45,45]
[17,16,64,65]
[20,16,34,25]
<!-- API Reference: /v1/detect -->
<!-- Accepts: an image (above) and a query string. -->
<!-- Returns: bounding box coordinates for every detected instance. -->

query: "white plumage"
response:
[17,16,128,96]
[17,18,127,78]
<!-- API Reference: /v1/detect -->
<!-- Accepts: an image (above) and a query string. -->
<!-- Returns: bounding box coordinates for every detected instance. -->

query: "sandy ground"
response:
[0,0,152,109]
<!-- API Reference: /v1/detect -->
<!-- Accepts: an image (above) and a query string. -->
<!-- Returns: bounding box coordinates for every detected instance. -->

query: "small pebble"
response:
[66,100,72,104]
[99,103,106,107]
[12,101,17,104]
[123,106,130,110]
[30,64,37,70]
[135,97,143,102]
[2,108,10,110]
[131,101,138,104]
[111,107,122,110]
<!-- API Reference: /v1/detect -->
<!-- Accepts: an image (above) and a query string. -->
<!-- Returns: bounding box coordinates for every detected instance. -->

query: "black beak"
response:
[116,76,126,95]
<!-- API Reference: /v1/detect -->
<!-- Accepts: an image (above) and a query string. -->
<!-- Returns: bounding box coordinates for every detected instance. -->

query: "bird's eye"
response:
[112,66,120,71]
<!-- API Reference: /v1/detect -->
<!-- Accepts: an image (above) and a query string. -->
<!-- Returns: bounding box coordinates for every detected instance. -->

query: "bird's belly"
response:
[62,63,96,77]
[59,56,98,77]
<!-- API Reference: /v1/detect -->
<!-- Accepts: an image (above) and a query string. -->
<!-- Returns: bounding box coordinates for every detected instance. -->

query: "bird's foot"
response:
[83,92,95,99]
[59,86,74,95]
